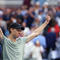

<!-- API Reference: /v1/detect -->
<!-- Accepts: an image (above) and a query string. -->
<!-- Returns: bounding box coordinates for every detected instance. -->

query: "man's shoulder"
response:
[17,37,27,40]
[17,37,27,42]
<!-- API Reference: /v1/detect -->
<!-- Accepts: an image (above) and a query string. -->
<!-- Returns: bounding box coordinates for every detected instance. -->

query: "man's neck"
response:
[8,34,17,42]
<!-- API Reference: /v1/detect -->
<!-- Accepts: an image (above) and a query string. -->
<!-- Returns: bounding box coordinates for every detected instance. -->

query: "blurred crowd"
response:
[0,1,60,60]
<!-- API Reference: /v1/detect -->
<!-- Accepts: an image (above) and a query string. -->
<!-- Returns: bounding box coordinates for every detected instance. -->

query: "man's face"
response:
[10,28,24,38]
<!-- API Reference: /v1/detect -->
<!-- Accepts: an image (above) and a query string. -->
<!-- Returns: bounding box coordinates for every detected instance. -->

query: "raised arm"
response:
[26,15,51,43]
[0,28,4,39]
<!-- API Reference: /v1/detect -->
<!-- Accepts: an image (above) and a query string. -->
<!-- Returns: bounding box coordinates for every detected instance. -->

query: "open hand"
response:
[46,15,51,24]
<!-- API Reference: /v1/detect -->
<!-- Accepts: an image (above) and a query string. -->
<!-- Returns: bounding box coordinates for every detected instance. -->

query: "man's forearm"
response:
[26,16,51,42]
[26,20,49,43]
[33,20,49,35]
[0,28,4,39]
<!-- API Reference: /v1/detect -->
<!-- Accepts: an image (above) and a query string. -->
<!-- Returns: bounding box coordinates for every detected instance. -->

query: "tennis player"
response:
[0,15,51,60]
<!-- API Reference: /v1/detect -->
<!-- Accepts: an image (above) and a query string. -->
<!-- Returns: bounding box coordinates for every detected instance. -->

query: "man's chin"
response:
[18,35,23,37]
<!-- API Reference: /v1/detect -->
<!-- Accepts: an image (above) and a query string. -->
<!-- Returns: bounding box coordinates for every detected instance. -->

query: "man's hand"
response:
[46,15,51,24]
[0,28,3,39]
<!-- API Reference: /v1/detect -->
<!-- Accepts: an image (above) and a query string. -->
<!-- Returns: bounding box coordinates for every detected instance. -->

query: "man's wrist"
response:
[45,20,49,24]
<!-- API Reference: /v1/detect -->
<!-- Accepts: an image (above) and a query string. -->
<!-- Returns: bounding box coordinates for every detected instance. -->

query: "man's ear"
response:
[10,28,14,32]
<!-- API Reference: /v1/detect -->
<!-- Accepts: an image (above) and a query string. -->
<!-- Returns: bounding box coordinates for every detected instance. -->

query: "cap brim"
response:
[20,26,25,30]
[15,26,25,30]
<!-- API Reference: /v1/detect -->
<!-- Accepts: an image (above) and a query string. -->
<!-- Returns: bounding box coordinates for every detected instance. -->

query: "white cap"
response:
[0,10,3,15]
[35,2,40,5]
[43,2,48,6]
[36,40,40,44]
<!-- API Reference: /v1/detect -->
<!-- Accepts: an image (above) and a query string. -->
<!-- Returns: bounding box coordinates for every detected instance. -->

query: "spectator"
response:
[32,40,44,60]
[45,32,56,58]
[48,18,59,37]
[24,7,35,28]
[34,2,40,15]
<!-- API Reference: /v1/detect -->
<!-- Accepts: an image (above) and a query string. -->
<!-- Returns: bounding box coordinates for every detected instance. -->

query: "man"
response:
[0,15,51,60]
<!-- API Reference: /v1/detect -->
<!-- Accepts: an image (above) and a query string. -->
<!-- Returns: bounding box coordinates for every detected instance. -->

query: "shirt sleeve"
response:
[0,35,4,44]
[17,37,28,43]
[0,35,7,44]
